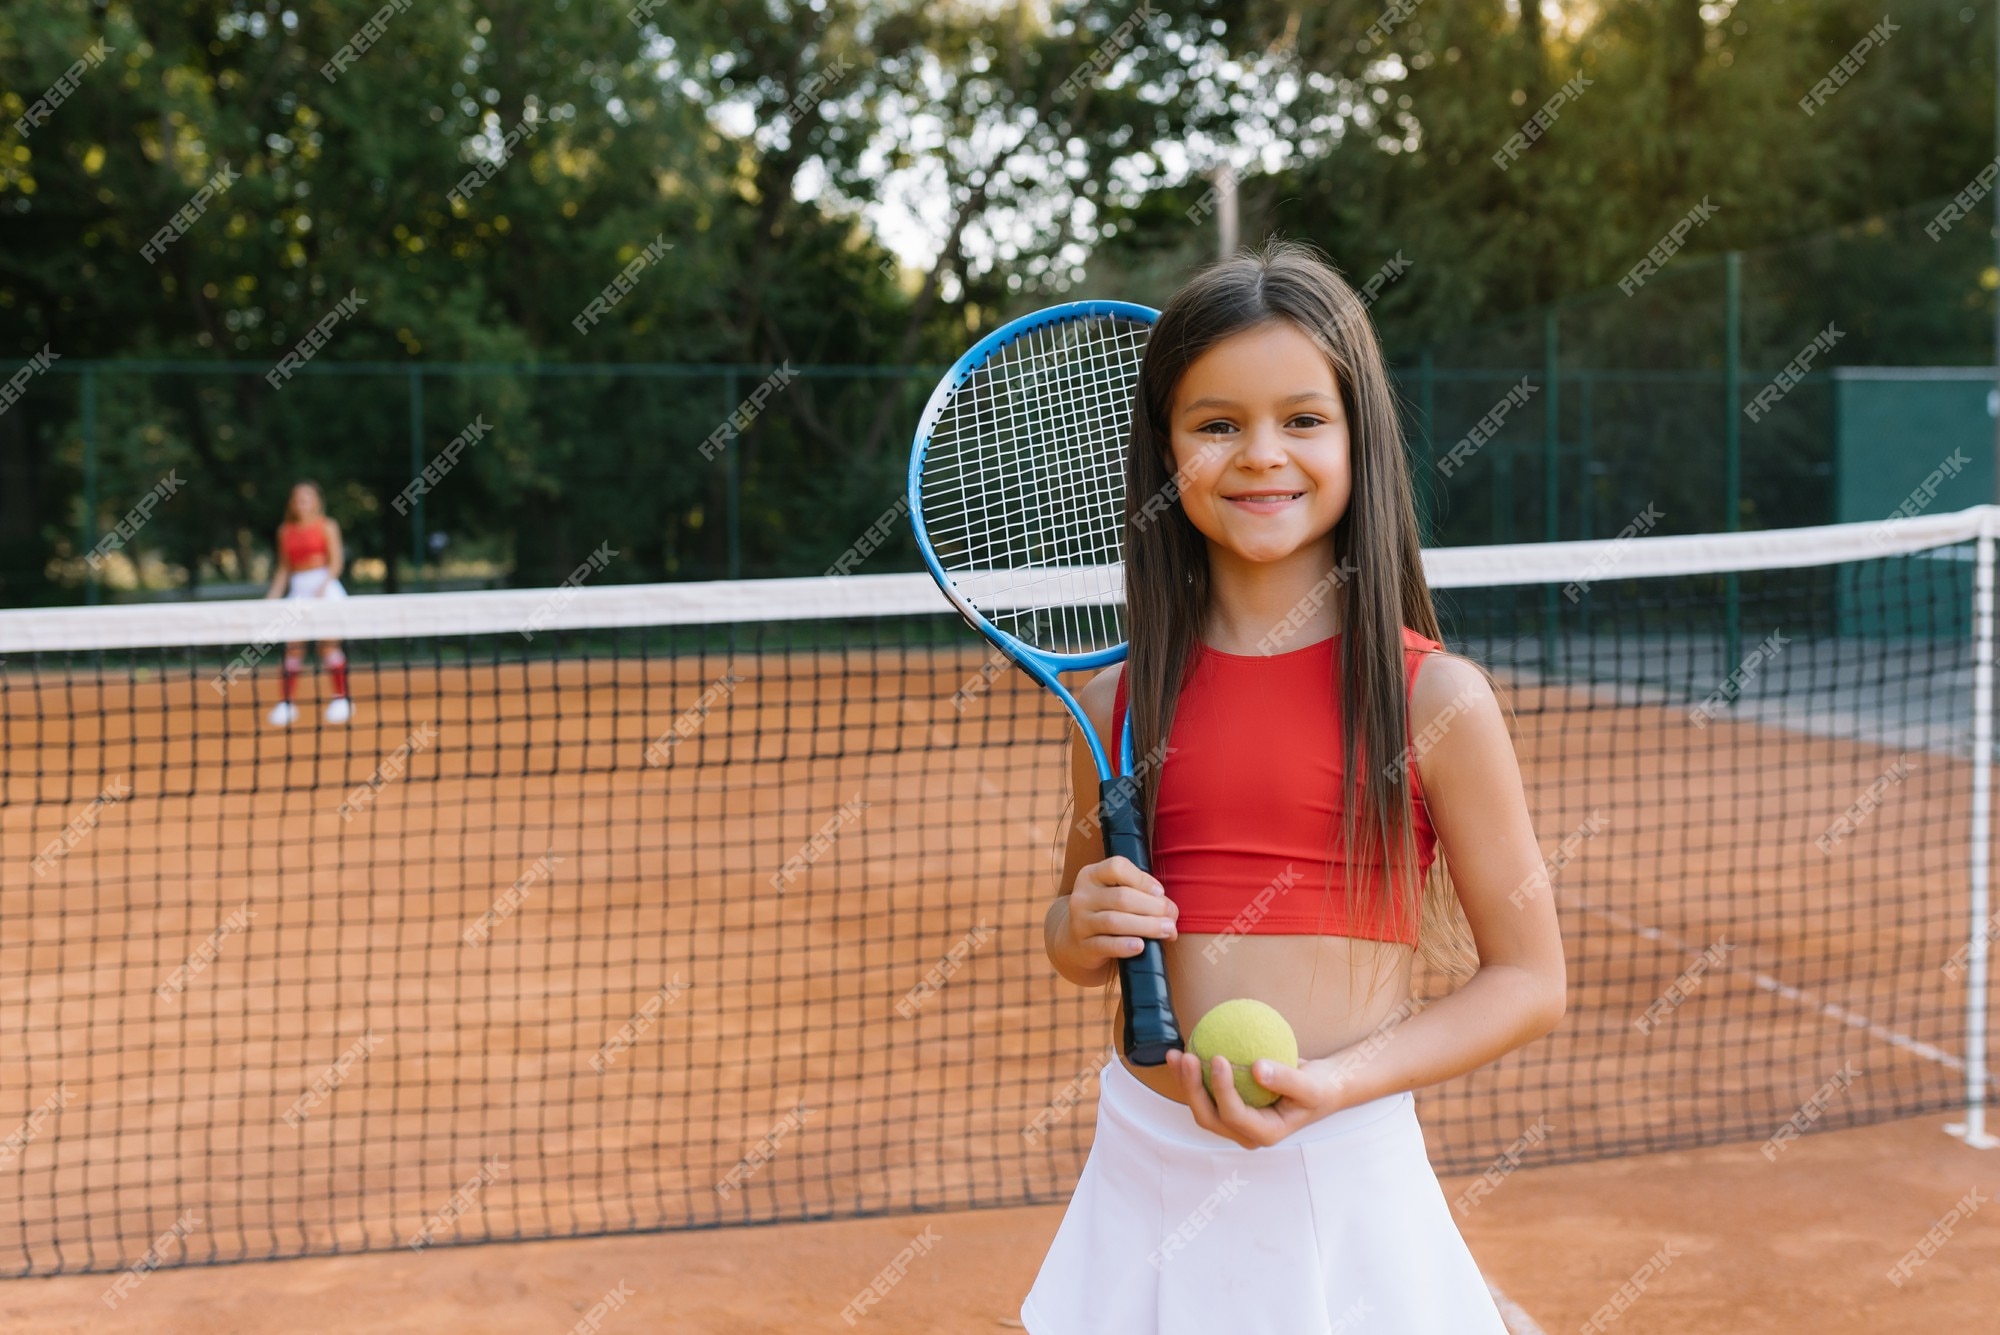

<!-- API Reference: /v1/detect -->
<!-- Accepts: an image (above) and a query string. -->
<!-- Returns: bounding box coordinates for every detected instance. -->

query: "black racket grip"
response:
[1098,775,1183,1066]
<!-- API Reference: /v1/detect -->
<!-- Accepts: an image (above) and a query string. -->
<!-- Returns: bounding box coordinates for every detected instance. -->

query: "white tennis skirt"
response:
[285,567,347,600]
[1021,1057,1509,1335]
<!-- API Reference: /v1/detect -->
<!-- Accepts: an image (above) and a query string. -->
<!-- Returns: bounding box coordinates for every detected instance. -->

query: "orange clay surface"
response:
[0,643,1991,1331]
[0,1108,1993,1333]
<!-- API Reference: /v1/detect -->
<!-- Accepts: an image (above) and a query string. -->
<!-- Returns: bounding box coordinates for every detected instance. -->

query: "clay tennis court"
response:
[0,622,1992,1330]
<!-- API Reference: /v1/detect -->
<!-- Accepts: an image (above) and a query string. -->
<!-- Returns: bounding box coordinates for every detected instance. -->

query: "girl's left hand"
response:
[1162,1047,1365,1149]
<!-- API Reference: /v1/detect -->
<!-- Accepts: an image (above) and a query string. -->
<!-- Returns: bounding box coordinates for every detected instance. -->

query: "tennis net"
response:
[0,505,1992,1276]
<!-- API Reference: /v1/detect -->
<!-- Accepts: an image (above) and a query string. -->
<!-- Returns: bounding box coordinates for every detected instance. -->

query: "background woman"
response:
[263,479,353,726]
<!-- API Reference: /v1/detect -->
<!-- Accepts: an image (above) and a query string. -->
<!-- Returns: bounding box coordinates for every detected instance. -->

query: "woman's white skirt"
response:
[285,567,347,600]
[1021,1057,1509,1335]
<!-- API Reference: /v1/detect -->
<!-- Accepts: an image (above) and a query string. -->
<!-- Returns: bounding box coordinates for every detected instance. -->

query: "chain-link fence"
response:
[3,195,1992,606]
[1395,193,1997,548]
[0,361,938,606]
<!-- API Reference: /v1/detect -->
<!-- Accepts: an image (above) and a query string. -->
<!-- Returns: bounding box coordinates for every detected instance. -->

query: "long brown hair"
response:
[1123,238,1482,987]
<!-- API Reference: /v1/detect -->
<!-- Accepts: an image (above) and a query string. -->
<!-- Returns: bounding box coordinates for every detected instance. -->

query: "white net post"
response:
[1948,523,1999,1148]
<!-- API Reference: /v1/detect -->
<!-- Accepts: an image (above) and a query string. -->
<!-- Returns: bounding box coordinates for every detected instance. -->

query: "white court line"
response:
[1488,1278,1550,1335]
[1582,900,1993,1092]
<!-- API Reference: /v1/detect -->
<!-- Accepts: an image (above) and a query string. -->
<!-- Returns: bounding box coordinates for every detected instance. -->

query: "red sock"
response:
[282,654,302,701]
[326,649,348,699]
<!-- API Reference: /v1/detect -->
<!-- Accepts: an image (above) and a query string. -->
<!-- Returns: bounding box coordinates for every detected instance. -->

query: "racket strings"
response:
[978,320,1128,651]
[920,314,1149,658]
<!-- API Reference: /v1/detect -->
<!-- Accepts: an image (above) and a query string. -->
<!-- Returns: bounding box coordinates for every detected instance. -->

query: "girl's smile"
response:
[1221,488,1305,512]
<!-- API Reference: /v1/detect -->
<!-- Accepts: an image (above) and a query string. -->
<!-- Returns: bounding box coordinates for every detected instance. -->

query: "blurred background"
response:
[0,0,1995,607]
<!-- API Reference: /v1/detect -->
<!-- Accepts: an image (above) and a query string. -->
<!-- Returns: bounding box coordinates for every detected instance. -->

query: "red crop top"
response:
[1109,627,1444,945]
[280,520,330,568]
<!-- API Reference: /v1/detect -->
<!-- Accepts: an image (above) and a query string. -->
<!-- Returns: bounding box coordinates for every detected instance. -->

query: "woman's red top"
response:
[280,520,330,568]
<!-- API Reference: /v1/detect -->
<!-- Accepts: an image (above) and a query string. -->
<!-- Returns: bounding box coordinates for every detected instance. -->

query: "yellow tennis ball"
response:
[1188,998,1299,1108]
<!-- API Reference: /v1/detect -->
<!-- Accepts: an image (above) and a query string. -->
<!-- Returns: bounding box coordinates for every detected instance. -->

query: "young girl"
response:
[1022,241,1566,1332]
[262,479,354,726]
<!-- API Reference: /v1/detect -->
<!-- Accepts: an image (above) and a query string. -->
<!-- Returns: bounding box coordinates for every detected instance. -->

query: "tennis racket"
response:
[906,299,1182,1066]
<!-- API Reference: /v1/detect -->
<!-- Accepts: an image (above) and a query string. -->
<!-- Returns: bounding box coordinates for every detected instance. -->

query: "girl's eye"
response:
[1195,419,1236,435]
[1287,414,1326,429]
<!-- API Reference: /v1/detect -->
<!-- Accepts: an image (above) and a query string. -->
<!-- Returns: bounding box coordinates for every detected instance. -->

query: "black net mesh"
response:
[0,524,1987,1275]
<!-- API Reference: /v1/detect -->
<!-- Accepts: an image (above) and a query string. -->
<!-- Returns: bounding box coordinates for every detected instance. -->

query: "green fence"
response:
[0,360,941,606]
[1,195,1994,607]
[1392,193,1999,549]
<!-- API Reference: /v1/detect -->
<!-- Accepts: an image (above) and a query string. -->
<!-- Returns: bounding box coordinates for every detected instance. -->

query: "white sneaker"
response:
[325,697,353,725]
[268,701,297,727]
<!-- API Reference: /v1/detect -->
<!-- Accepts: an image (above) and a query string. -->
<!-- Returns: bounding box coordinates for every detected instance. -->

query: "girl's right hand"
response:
[1062,856,1178,966]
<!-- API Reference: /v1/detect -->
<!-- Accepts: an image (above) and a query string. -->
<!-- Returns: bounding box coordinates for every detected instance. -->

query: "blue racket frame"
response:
[906,299,1156,778]
[907,298,1181,1065]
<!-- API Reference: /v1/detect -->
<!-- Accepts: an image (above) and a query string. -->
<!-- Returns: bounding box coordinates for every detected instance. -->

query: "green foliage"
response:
[1093,0,1992,343]
[0,0,1988,602]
